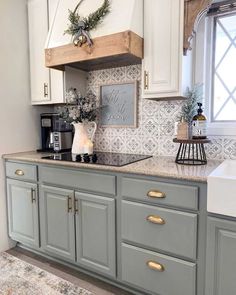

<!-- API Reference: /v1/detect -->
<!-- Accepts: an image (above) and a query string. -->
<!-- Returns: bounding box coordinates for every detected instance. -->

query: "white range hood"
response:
[45,0,144,71]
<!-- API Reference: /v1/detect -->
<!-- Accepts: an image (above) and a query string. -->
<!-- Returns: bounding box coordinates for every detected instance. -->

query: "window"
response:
[212,13,236,122]
[194,1,236,135]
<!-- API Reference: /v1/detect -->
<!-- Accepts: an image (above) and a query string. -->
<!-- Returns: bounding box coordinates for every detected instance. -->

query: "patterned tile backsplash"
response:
[59,64,236,160]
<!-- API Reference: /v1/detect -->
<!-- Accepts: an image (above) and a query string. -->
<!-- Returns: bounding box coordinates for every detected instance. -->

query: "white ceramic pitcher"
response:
[72,122,97,155]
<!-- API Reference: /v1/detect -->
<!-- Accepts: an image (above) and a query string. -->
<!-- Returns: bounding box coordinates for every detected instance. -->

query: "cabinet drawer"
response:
[39,166,116,196]
[122,200,197,259]
[122,243,196,295]
[122,177,198,210]
[6,162,37,182]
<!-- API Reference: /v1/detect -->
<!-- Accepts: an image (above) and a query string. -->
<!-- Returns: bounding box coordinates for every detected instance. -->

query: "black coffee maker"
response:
[39,113,58,152]
[39,113,73,152]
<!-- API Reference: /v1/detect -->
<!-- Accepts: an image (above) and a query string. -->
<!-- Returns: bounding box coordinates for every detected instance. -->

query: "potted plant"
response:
[176,84,203,139]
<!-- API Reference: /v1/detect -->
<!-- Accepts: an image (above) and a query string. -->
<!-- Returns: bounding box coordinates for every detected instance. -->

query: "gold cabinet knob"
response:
[147,190,165,199]
[146,215,165,225]
[15,169,24,176]
[147,261,165,272]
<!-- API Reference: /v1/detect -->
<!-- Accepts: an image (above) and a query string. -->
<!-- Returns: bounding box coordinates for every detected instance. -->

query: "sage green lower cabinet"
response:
[120,176,207,295]
[5,161,210,295]
[39,186,116,276]
[75,192,116,277]
[205,216,236,295]
[40,185,75,262]
[7,179,39,248]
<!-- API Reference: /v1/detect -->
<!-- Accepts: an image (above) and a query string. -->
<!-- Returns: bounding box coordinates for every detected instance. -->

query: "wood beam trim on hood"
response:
[45,30,143,71]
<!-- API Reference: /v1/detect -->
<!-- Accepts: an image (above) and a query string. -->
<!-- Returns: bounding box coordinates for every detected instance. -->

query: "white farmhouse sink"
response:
[208,160,236,217]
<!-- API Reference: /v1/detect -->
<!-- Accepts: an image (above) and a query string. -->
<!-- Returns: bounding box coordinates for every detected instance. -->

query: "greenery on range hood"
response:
[45,0,143,71]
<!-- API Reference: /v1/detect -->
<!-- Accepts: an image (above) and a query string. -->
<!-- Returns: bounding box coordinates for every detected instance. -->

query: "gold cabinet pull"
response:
[74,198,79,214]
[44,83,48,97]
[147,190,165,199]
[146,215,165,225]
[15,169,24,176]
[144,70,149,90]
[147,261,165,272]
[31,188,36,203]
[67,196,72,213]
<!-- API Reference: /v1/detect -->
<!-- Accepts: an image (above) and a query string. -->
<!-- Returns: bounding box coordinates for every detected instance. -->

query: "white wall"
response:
[0,0,48,252]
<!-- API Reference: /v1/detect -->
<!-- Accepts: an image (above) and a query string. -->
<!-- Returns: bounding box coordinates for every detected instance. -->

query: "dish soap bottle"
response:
[192,103,207,139]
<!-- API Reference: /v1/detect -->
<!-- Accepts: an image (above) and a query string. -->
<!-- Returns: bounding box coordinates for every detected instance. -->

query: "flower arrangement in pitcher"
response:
[59,88,99,155]
[60,88,99,123]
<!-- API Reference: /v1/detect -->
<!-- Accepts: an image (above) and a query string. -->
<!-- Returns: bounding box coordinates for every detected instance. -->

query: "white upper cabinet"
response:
[142,0,192,100]
[28,0,86,105]
[47,0,64,104]
[28,0,52,104]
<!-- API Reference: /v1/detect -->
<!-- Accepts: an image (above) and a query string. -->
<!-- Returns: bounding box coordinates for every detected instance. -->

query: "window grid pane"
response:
[212,13,236,122]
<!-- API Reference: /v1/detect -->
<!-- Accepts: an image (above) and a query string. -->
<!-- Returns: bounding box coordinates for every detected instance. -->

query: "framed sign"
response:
[100,81,138,128]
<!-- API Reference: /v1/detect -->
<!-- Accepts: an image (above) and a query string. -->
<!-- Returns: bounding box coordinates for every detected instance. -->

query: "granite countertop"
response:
[3,151,222,183]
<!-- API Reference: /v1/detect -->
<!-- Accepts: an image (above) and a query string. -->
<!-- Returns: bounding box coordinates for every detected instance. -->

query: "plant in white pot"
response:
[60,88,99,155]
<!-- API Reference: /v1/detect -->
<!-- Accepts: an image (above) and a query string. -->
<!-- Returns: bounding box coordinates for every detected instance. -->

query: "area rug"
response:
[0,252,93,295]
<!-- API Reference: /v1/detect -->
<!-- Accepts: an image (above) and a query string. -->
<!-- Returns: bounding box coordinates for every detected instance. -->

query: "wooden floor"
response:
[7,247,133,295]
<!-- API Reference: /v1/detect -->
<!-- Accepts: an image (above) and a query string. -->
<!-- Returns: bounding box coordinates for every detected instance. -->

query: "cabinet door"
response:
[28,0,51,104]
[40,185,75,262]
[206,217,236,295]
[28,0,65,105]
[75,192,116,277]
[7,179,39,247]
[142,0,184,99]
[47,0,65,104]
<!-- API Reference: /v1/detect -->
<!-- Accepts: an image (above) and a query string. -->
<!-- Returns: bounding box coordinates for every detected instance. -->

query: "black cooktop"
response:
[42,152,152,167]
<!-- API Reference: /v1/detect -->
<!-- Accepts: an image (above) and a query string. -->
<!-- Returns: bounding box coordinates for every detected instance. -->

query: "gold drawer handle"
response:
[147,190,165,199]
[147,261,165,272]
[147,215,165,225]
[15,169,24,176]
